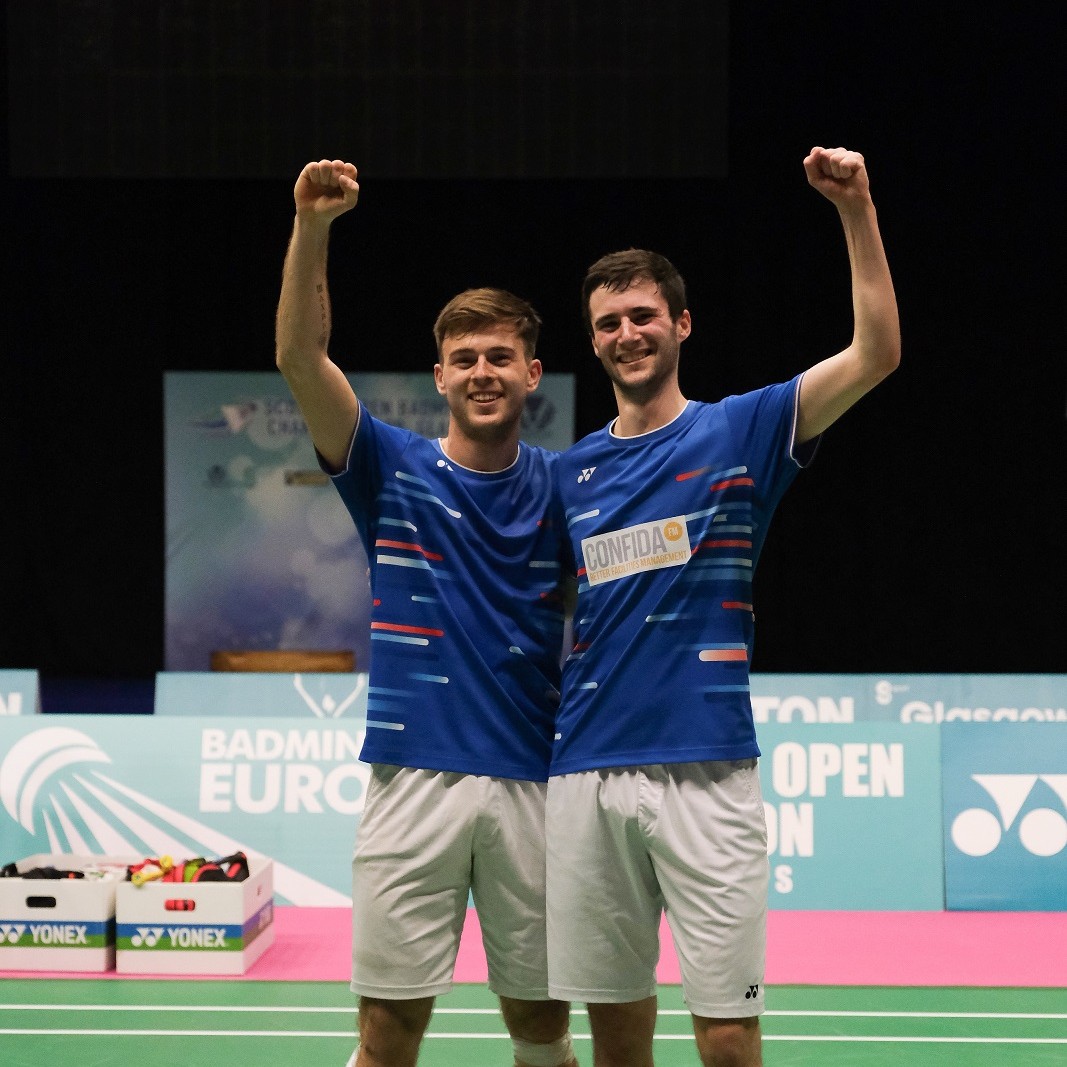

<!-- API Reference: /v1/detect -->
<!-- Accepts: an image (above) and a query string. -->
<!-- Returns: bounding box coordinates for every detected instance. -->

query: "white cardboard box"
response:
[0,853,127,972]
[115,855,274,975]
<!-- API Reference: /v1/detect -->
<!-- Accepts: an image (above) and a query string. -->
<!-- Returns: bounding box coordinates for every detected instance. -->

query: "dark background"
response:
[5,3,1064,712]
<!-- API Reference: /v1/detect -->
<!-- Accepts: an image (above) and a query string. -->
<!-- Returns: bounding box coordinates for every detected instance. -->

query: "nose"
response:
[618,317,639,344]
[472,355,494,378]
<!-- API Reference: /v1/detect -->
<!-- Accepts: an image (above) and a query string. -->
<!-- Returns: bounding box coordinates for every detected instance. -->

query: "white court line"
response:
[3,1004,1067,1021]
[1,1029,1067,1045]
[0,1004,355,1014]
[761,1037,1067,1045]
[767,1010,1067,1020]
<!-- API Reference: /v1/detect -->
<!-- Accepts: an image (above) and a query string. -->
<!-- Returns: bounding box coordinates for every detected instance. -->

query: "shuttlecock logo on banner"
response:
[0,726,352,906]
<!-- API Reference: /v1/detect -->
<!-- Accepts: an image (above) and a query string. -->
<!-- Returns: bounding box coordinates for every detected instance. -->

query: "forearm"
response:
[839,200,901,381]
[274,212,359,470]
[275,215,334,378]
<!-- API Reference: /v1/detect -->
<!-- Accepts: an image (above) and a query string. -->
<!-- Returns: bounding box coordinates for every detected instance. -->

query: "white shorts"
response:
[352,764,551,1000]
[546,760,768,1018]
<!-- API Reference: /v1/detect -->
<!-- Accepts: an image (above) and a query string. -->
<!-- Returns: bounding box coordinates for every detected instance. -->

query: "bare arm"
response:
[796,147,901,444]
[275,159,361,471]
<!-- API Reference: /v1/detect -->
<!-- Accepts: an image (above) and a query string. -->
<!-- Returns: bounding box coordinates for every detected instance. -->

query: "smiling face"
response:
[434,326,542,449]
[587,276,691,400]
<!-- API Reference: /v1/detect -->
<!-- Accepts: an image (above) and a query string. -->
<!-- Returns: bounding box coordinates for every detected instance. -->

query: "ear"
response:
[675,310,692,343]
[433,363,446,395]
[526,357,543,392]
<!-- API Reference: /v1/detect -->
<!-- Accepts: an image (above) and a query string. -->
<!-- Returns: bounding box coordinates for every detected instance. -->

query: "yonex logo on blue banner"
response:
[166,926,227,949]
[0,924,27,944]
[951,774,1067,857]
[131,927,164,947]
[27,923,89,945]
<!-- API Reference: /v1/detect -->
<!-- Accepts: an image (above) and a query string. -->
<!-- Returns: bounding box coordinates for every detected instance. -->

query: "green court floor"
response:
[2,980,1066,1066]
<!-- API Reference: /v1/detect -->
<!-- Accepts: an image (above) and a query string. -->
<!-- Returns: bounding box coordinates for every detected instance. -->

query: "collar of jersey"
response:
[607,399,693,442]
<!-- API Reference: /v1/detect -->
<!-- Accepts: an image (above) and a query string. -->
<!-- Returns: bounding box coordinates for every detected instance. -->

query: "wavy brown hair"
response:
[581,249,687,335]
[433,288,542,360]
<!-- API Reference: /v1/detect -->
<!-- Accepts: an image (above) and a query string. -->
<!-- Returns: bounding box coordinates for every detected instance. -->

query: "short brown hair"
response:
[581,249,688,335]
[433,288,542,360]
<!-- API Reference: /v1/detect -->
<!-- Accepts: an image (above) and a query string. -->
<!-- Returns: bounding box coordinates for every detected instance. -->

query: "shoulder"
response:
[519,442,561,469]
[561,424,612,462]
[720,377,800,423]
[355,406,434,457]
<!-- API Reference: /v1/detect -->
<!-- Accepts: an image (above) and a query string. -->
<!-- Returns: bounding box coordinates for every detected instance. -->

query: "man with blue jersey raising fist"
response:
[547,147,901,1067]
[276,160,577,1067]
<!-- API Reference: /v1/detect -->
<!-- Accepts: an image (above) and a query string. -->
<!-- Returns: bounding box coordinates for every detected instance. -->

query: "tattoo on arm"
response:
[316,283,328,349]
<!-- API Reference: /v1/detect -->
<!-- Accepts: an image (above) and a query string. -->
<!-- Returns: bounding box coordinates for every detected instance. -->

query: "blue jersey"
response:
[552,377,813,774]
[331,404,566,781]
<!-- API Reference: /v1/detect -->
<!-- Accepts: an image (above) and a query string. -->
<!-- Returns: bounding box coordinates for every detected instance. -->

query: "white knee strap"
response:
[513,1033,574,1067]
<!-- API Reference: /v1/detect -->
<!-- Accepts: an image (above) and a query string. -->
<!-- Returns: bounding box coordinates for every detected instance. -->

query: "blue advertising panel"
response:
[758,723,944,909]
[164,371,574,672]
[156,672,369,718]
[752,673,1066,725]
[942,723,1067,910]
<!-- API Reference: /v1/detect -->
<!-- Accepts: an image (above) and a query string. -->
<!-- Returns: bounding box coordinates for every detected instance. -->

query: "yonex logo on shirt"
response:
[581,516,691,586]
[577,467,597,482]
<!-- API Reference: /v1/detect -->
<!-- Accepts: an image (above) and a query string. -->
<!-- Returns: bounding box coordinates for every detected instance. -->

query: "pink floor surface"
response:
[4,907,1066,986]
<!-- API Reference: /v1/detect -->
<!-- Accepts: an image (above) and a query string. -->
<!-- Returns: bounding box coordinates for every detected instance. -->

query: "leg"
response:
[356,996,434,1067]
[586,998,657,1067]
[499,996,579,1067]
[350,769,476,1067]
[650,763,768,1063]
[691,1015,762,1067]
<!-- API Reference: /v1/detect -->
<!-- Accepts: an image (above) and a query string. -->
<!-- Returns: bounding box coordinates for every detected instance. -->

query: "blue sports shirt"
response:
[330,403,565,781]
[552,376,813,774]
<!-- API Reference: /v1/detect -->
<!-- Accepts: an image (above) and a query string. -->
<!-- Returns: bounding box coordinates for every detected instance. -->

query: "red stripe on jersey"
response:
[698,648,749,662]
[675,466,711,481]
[375,539,444,561]
[371,622,445,637]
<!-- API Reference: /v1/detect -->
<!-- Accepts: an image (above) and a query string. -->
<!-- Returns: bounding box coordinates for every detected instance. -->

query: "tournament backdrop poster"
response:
[164,371,574,671]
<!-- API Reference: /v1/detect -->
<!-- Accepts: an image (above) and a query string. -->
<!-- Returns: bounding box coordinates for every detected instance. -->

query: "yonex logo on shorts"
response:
[581,516,691,586]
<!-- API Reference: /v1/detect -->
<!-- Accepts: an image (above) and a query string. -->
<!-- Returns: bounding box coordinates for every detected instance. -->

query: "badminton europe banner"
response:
[0,715,365,906]
[164,371,575,672]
